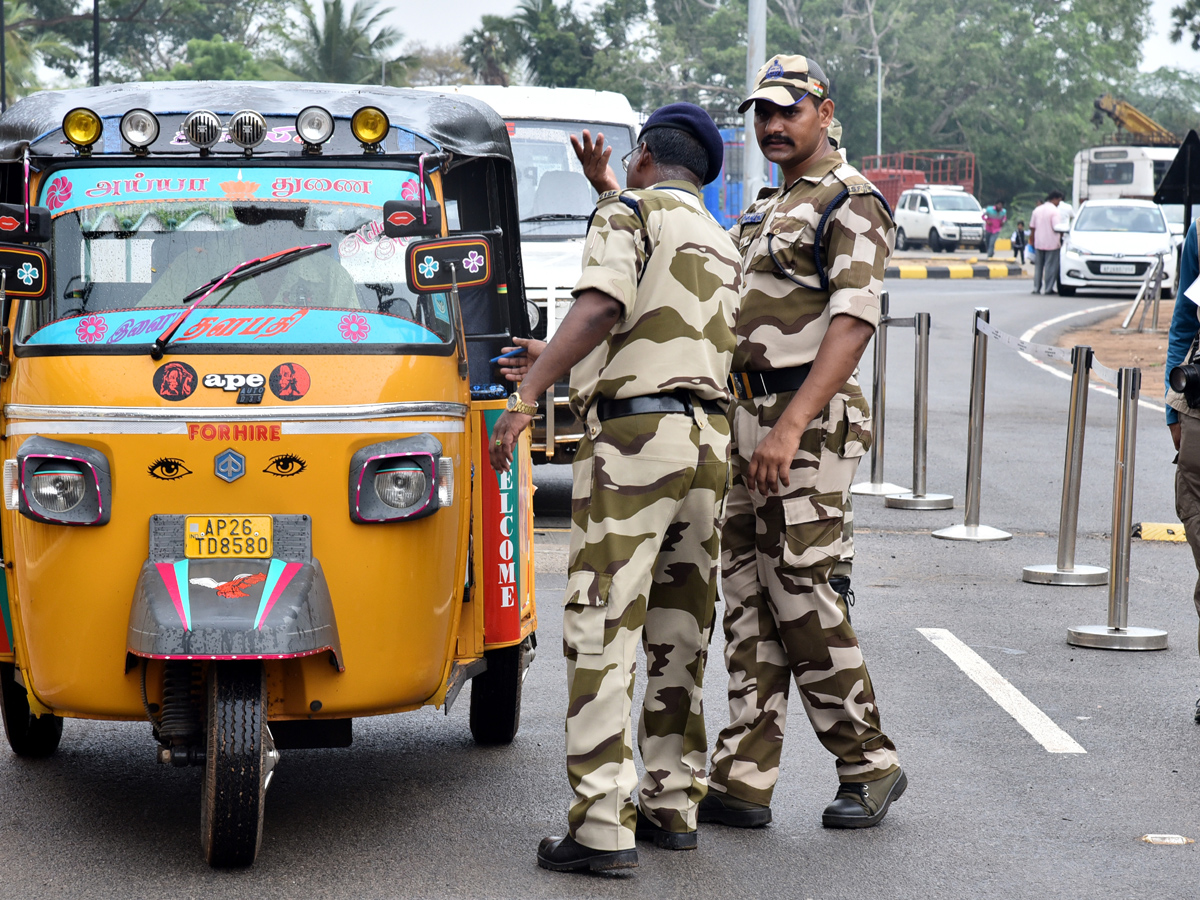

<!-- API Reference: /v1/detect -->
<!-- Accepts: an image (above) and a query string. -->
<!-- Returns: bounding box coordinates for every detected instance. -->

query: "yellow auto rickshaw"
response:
[0,82,537,867]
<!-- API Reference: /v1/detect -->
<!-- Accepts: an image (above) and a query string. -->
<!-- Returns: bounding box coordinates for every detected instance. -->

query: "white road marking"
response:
[918,628,1086,754]
[1016,302,1165,413]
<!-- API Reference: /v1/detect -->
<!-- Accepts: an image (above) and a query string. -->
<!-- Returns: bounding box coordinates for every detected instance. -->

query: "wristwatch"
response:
[506,390,538,415]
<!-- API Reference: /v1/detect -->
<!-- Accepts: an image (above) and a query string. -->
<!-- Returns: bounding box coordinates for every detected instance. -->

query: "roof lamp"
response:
[296,106,335,153]
[182,109,223,153]
[62,108,102,154]
[119,109,160,155]
[228,109,267,156]
[351,106,389,151]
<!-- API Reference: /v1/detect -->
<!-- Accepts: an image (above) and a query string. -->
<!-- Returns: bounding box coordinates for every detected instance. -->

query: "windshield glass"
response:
[930,194,981,211]
[509,120,633,238]
[24,165,455,351]
[1075,205,1166,233]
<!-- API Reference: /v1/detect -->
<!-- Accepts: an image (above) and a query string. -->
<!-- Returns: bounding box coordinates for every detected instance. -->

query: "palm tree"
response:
[461,14,520,86]
[3,1,72,105]
[282,0,407,85]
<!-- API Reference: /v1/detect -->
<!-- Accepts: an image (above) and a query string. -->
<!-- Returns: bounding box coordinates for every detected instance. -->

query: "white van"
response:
[420,85,639,462]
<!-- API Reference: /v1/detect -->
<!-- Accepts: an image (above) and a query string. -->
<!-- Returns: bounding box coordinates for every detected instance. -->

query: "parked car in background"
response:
[1058,199,1176,297]
[893,184,985,252]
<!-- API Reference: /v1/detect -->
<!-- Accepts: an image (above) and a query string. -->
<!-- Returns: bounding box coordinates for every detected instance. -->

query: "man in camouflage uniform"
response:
[489,103,740,873]
[698,54,906,830]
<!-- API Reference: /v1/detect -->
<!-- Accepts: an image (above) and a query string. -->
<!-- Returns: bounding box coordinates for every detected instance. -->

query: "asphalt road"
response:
[3,280,1199,899]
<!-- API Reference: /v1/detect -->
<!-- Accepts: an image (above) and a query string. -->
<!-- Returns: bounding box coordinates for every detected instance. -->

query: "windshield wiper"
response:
[520,213,590,222]
[151,243,330,360]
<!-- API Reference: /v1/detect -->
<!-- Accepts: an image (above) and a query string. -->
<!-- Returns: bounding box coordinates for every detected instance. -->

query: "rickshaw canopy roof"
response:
[0,81,515,162]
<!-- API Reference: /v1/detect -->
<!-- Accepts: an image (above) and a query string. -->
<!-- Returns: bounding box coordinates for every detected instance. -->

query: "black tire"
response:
[895,228,908,251]
[469,641,527,745]
[928,229,942,252]
[201,662,272,868]
[942,243,958,253]
[1057,284,1077,296]
[0,662,62,758]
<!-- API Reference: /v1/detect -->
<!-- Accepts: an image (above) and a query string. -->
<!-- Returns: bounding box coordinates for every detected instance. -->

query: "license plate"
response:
[184,515,273,559]
[1100,263,1136,275]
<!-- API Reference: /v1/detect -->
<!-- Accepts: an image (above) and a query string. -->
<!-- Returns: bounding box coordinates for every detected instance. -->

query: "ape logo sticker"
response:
[153,361,197,401]
[213,448,246,483]
[269,362,310,401]
[203,372,266,404]
[189,572,267,599]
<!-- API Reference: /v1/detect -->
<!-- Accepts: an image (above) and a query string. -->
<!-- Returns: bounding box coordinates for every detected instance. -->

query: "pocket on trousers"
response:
[562,569,612,655]
[825,393,871,459]
[781,490,844,570]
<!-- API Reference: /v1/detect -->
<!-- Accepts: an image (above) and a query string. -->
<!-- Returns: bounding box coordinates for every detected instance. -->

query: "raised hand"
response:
[570,130,621,195]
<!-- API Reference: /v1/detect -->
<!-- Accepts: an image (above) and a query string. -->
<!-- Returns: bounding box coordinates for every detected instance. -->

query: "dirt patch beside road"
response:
[1056,311,1167,400]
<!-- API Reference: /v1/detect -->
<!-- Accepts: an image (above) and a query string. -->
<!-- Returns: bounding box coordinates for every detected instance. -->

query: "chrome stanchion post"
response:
[1023,346,1108,585]
[933,307,1011,541]
[853,289,908,496]
[887,311,952,509]
[1068,367,1167,649]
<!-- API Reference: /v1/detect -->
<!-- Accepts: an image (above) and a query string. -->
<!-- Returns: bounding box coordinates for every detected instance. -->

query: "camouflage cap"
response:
[738,54,829,114]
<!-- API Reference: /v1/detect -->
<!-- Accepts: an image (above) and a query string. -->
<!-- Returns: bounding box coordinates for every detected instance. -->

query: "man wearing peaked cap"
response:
[489,101,741,872]
[698,53,907,832]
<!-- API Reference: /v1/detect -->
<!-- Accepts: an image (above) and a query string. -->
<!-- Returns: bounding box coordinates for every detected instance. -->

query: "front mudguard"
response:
[127,519,343,669]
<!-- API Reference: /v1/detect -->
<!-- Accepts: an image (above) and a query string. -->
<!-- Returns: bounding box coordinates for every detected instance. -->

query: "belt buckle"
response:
[729,373,751,401]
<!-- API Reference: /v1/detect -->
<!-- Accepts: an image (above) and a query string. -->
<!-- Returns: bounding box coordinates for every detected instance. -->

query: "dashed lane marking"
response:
[918,628,1087,754]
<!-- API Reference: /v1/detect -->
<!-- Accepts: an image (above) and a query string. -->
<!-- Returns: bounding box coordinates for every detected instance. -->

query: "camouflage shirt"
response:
[731,152,894,373]
[568,180,741,419]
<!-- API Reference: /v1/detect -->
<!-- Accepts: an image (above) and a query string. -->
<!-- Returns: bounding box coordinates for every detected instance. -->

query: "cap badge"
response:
[764,59,785,80]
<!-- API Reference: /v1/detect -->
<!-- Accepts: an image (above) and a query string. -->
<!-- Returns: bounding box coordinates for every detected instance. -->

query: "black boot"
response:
[635,808,698,850]
[822,768,907,829]
[536,836,638,873]
[1193,698,1200,724]
[698,791,772,827]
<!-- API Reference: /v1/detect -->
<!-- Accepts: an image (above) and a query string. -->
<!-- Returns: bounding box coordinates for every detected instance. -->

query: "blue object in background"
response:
[701,128,781,229]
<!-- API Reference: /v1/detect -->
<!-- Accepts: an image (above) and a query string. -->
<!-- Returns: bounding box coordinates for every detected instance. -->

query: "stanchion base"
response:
[851,481,909,496]
[931,523,1012,542]
[1022,564,1109,585]
[1066,625,1168,650]
[885,492,955,510]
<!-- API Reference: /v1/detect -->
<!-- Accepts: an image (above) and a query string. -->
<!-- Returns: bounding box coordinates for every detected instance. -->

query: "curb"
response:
[886,262,1027,279]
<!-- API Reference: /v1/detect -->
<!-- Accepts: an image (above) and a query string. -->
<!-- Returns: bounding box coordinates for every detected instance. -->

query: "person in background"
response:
[1029,190,1065,294]
[1011,219,1028,263]
[982,200,1007,258]
[1164,217,1200,722]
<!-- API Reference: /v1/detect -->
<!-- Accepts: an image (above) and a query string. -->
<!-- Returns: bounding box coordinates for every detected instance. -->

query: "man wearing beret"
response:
[489,102,741,873]
[699,53,905,831]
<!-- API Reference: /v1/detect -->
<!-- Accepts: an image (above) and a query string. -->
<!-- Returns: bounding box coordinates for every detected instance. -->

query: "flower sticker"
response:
[45,176,72,211]
[75,315,107,344]
[401,180,420,202]
[461,250,485,274]
[418,255,439,280]
[338,313,370,343]
[16,262,38,285]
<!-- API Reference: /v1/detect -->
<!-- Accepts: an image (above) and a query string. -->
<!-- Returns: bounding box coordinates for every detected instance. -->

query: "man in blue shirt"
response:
[1166,219,1200,721]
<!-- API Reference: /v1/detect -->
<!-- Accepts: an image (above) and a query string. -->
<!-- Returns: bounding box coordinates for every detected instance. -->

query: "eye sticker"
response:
[263,453,307,477]
[148,457,193,480]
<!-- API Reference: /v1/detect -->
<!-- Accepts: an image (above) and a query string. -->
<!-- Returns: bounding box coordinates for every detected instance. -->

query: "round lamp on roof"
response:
[62,108,103,154]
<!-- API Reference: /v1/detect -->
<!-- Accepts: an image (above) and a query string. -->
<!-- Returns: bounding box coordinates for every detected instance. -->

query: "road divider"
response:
[886,261,1025,280]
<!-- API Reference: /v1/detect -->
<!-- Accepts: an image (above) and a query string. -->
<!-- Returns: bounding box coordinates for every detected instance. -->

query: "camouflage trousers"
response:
[709,391,899,805]
[563,408,730,851]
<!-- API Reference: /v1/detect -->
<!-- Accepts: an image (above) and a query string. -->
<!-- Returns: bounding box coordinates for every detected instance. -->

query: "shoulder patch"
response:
[741,212,765,224]
[597,190,622,204]
[847,183,873,195]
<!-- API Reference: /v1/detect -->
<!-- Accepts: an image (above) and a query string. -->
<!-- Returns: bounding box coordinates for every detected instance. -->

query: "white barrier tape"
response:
[975,316,1072,363]
[1090,360,1119,387]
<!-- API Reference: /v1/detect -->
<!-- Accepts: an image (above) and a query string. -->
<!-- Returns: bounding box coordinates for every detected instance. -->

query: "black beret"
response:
[639,102,724,185]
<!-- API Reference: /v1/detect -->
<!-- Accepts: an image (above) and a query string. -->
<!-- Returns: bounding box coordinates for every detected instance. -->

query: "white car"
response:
[893,185,986,253]
[1058,199,1176,297]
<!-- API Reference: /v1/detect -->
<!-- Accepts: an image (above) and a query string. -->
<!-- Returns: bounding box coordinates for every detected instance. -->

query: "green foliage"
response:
[157,35,263,82]
[2,0,73,102]
[280,0,410,85]
[1171,0,1200,50]
[1122,67,1200,139]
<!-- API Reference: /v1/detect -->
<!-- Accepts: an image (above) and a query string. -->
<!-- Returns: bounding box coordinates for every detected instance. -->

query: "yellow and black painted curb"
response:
[885,262,1026,279]
[1134,523,1187,542]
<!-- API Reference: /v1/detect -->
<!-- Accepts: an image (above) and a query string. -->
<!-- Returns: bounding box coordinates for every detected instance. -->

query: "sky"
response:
[393,0,1200,72]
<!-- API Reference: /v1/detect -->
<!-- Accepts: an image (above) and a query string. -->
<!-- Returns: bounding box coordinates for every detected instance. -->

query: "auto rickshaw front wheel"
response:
[201,661,276,868]
[469,637,533,745]
[0,662,63,758]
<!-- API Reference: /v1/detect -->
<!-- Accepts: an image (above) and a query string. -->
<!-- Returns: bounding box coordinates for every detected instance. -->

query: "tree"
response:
[405,43,474,86]
[280,0,410,85]
[158,35,263,81]
[2,0,72,103]
[1171,0,1200,49]
[462,15,521,85]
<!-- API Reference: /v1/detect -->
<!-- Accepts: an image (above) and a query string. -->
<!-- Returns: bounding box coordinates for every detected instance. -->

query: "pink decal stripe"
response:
[156,562,189,630]
[256,562,302,630]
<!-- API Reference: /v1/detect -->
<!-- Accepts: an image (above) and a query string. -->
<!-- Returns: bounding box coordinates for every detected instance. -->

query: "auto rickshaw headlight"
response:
[31,464,86,513]
[351,106,389,150]
[120,108,160,154]
[296,106,335,152]
[62,107,103,154]
[375,462,428,509]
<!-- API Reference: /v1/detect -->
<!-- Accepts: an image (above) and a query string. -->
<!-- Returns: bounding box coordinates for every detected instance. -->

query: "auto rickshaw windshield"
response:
[19,164,454,350]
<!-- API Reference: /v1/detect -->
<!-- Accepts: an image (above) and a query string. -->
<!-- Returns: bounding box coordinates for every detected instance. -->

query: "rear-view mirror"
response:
[0,243,49,299]
[383,199,443,238]
[405,235,492,294]
[0,204,50,243]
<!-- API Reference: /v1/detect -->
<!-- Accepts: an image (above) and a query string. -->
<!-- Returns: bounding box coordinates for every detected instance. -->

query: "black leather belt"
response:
[596,392,723,421]
[729,364,813,400]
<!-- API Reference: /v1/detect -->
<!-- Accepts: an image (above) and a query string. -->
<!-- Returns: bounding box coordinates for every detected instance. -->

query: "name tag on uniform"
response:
[741,212,765,224]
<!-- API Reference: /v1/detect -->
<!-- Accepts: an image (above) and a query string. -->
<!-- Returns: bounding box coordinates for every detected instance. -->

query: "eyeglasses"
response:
[621,143,644,171]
